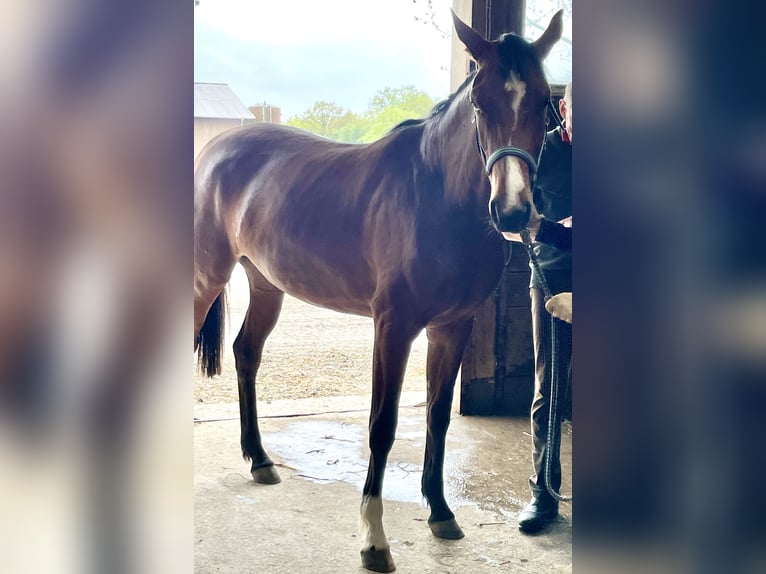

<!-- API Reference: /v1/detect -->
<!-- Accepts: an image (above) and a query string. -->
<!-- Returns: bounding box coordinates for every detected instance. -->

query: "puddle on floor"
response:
[264,418,435,505]
[254,416,571,518]
[264,416,560,517]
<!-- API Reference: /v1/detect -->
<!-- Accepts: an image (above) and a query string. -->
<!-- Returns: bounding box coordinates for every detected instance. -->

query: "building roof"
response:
[194,83,255,120]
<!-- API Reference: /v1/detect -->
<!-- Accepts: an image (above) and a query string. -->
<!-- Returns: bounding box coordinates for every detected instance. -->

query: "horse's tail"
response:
[196,290,227,377]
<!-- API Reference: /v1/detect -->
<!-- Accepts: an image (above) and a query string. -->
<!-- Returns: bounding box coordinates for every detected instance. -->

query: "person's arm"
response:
[535,217,571,251]
[501,215,571,250]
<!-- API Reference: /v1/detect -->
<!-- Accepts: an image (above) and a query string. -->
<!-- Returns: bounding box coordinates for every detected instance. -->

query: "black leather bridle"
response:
[474,98,564,189]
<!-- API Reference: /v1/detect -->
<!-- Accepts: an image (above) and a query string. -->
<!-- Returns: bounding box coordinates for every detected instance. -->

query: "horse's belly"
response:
[247,252,374,318]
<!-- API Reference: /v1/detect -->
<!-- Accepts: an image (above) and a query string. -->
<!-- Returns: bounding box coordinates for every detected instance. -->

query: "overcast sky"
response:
[194,0,572,120]
[194,0,454,119]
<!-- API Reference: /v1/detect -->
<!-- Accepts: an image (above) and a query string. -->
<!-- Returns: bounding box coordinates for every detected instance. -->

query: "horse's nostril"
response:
[492,204,531,233]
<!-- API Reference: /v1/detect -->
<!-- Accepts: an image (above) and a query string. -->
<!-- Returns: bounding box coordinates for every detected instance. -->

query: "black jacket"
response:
[530,127,572,290]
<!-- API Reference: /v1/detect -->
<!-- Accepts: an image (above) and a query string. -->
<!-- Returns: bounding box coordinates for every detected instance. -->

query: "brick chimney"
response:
[249,104,281,124]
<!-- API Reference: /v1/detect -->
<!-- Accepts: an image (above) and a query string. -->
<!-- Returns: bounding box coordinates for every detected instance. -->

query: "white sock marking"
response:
[360,495,388,552]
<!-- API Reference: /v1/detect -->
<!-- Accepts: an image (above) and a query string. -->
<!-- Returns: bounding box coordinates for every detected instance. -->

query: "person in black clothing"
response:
[531,215,572,323]
[530,215,571,251]
[505,82,572,533]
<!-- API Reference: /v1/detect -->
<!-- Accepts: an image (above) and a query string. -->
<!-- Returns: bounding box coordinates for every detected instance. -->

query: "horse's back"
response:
[194,123,391,314]
[195,123,369,205]
[197,123,353,172]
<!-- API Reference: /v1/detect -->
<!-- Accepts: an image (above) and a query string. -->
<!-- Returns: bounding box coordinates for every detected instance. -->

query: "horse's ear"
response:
[451,9,490,62]
[532,10,564,60]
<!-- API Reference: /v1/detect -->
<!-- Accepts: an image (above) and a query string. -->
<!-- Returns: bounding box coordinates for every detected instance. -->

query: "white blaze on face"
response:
[504,71,527,128]
[492,71,529,216]
[489,156,526,214]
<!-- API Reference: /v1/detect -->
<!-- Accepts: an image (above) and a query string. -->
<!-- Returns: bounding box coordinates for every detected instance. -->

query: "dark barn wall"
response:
[461,245,536,416]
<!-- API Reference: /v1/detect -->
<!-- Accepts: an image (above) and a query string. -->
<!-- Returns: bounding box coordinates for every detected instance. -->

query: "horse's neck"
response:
[423,91,488,211]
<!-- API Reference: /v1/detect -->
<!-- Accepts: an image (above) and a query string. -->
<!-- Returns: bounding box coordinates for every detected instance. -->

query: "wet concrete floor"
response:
[195,392,571,573]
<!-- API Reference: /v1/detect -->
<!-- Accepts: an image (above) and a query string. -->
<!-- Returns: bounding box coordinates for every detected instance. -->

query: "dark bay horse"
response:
[195,11,562,573]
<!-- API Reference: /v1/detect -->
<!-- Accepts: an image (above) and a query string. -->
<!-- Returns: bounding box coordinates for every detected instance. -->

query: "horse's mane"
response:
[388,72,477,133]
[428,72,476,118]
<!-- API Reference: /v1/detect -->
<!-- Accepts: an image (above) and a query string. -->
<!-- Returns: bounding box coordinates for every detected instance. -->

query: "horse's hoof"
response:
[360,547,396,572]
[429,518,465,540]
[251,465,281,484]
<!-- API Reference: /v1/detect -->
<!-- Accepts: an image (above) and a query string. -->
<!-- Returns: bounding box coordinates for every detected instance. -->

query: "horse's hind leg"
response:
[234,258,284,484]
[194,230,237,341]
[421,318,473,540]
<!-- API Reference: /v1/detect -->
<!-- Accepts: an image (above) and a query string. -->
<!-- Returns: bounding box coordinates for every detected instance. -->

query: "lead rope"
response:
[520,229,572,503]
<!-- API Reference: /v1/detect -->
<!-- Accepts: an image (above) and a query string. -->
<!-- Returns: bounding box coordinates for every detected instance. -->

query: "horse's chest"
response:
[412,238,504,316]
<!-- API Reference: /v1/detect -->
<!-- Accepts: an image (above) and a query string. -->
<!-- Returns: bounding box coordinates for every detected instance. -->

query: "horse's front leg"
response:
[360,305,420,573]
[421,318,473,539]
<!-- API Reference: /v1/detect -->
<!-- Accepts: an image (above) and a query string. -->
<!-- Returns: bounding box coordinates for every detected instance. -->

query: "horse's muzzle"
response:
[489,200,531,233]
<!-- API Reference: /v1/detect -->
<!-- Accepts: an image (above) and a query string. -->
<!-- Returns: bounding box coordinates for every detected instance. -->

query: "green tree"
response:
[361,86,437,143]
[286,86,438,144]
[287,101,347,137]
[366,86,435,117]
[286,102,369,143]
[332,110,368,143]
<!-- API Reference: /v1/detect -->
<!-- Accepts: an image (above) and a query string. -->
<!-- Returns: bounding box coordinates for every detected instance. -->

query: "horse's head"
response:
[453,10,563,233]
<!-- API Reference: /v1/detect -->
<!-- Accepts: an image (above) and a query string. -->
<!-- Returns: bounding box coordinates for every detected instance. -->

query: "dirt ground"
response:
[194,265,431,404]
